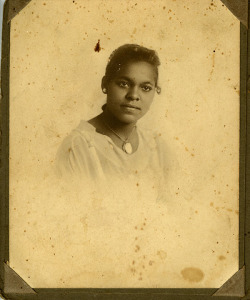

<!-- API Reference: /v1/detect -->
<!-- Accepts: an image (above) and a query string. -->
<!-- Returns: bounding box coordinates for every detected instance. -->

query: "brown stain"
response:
[149,260,154,266]
[208,51,215,81]
[80,216,88,234]
[174,140,195,157]
[181,267,204,282]
[94,40,101,52]
[211,204,235,214]
[135,245,140,252]
[218,255,226,260]
[157,250,167,259]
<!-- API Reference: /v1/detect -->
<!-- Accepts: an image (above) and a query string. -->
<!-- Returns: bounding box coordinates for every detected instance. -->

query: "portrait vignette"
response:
[4,0,242,290]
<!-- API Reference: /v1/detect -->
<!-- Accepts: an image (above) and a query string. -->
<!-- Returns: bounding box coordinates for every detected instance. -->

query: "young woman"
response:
[56,44,168,187]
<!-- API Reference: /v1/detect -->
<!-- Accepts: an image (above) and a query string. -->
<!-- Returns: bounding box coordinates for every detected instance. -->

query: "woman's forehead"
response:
[114,61,157,83]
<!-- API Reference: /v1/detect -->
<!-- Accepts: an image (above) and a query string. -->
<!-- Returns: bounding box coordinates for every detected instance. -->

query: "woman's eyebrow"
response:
[116,76,132,82]
[116,76,154,85]
[141,81,154,85]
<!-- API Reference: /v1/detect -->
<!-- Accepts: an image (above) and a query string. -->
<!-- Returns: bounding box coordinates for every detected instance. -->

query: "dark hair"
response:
[104,44,161,86]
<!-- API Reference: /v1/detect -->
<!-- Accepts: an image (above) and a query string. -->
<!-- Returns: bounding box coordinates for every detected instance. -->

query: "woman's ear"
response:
[156,86,161,95]
[101,76,107,94]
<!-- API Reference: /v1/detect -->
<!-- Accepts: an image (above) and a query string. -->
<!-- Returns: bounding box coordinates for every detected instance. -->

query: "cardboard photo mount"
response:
[0,0,249,299]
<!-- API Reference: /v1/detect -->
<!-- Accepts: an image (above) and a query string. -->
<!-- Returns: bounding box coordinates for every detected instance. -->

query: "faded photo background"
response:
[9,0,239,288]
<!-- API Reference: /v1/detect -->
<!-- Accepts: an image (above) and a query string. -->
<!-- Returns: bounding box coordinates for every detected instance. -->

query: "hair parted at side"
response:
[104,44,161,85]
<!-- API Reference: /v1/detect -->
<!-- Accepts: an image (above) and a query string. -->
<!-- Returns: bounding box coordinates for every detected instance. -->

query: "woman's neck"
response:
[101,109,136,138]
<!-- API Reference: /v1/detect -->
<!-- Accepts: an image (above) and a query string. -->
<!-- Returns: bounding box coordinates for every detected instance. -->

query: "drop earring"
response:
[102,88,107,94]
[156,86,161,95]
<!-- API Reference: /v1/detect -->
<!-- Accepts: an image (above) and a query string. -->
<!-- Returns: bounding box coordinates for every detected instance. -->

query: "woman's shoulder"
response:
[55,120,97,177]
[61,120,95,147]
[138,125,170,165]
[56,121,95,162]
[138,126,167,148]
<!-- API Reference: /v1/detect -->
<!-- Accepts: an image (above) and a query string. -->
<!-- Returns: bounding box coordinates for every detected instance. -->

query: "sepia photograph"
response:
[3,0,243,292]
[56,43,168,189]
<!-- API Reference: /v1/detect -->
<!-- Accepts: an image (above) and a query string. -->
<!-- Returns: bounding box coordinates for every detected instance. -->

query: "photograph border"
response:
[0,0,249,299]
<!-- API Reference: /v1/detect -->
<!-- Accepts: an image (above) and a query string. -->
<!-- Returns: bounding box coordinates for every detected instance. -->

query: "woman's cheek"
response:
[111,88,125,101]
[145,94,154,107]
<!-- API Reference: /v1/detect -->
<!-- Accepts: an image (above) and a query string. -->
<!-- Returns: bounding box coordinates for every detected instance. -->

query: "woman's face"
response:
[104,61,157,124]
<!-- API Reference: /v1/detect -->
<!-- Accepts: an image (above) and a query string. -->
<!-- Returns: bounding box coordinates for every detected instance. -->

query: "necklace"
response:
[102,119,136,154]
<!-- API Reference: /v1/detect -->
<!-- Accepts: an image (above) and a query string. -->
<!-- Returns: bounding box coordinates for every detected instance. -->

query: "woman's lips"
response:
[121,104,141,110]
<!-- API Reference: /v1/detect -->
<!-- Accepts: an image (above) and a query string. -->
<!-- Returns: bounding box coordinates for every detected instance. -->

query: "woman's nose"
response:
[126,87,140,101]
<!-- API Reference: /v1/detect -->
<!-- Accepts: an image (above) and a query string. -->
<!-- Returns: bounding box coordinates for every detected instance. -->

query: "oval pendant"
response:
[122,142,133,154]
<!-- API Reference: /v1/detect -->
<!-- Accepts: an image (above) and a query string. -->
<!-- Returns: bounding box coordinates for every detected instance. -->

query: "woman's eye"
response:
[118,81,129,88]
[141,85,152,92]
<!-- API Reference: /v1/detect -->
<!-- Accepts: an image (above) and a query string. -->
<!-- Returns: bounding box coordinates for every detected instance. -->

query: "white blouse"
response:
[56,121,168,181]
[55,121,172,203]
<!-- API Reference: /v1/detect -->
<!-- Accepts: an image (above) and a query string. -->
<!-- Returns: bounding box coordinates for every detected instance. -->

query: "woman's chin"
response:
[105,108,142,124]
[116,114,140,124]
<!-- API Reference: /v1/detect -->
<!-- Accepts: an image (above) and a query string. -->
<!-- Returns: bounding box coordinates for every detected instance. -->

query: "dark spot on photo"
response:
[181,267,204,282]
[135,245,140,252]
[218,255,226,260]
[94,40,101,52]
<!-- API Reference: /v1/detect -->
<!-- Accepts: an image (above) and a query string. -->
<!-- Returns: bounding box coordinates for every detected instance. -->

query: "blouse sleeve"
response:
[154,134,179,202]
[55,130,105,180]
